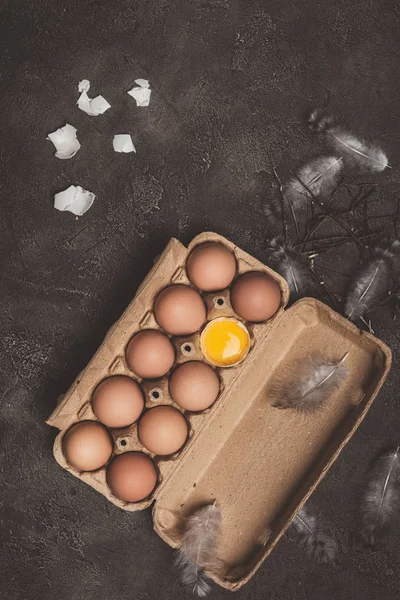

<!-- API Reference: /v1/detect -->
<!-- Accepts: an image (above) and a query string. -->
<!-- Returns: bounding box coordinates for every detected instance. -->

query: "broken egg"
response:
[127,79,152,107]
[201,317,250,367]
[186,242,237,291]
[231,272,281,322]
[77,79,111,116]
[113,134,136,153]
[138,406,188,455]
[107,452,157,502]
[54,185,95,216]
[154,285,206,336]
[47,123,81,159]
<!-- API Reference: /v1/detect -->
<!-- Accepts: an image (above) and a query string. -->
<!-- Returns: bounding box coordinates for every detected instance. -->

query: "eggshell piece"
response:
[186,242,237,291]
[107,452,157,502]
[138,406,188,455]
[154,284,206,335]
[63,421,113,472]
[126,330,175,379]
[231,272,281,322]
[169,361,220,411]
[92,376,144,428]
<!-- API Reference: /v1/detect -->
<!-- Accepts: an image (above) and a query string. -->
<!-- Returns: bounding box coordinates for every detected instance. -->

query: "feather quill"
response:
[263,237,319,301]
[309,108,389,173]
[357,447,400,547]
[175,503,222,597]
[292,506,337,564]
[344,241,400,321]
[286,156,343,206]
[271,353,348,412]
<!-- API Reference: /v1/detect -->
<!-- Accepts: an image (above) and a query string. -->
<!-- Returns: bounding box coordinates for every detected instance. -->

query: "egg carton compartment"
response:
[48,233,289,512]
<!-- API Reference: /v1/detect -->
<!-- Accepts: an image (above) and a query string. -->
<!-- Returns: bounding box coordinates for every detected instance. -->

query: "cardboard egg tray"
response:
[47,232,391,591]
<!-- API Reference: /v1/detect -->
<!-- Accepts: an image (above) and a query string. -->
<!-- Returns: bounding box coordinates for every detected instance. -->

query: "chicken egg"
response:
[186,242,237,291]
[231,271,281,322]
[169,361,220,411]
[126,329,175,379]
[107,452,157,502]
[154,284,206,336]
[138,405,188,455]
[63,421,113,472]
[201,317,250,367]
[92,376,144,428]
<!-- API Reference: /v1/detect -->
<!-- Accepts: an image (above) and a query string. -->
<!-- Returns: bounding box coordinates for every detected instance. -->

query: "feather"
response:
[308,108,335,133]
[393,292,400,312]
[292,506,337,564]
[286,156,343,206]
[271,353,348,412]
[344,241,400,321]
[263,237,320,301]
[175,503,222,597]
[309,108,389,172]
[357,447,400,547]
[328,129,388,173]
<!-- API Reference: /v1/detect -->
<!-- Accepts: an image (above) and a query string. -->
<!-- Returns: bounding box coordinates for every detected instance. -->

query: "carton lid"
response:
[152,298,391,589]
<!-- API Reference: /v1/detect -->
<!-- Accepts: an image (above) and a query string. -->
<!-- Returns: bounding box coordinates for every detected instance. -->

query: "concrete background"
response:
[1,0,400,598]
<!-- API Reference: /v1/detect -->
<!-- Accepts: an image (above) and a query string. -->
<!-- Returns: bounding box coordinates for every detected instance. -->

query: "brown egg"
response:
[126,330,175,379]
[107,452,157,502]
[186,242,237,291]
[231,271,281,322]
[169,361,220,411]
[154,285,206,336]
[92,376,144,428]
[63,421,113,472]
[138,406,188,455]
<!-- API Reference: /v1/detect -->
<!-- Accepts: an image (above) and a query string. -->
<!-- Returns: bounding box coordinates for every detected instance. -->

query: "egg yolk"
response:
[201,318,250,367]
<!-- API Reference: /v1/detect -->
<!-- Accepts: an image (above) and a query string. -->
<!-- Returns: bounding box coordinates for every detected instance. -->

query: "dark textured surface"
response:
[1,1,400,599]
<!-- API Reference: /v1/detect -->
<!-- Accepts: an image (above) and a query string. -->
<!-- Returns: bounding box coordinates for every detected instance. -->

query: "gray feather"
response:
[308,108,335,132]
[263,237,320,302]
[358,448,400,547]
[271,353,348,412]
[286,156,343,206]
[175,503,222,597]
[292,506,337,564]
[344,241,400,321]
[309,108,389,173]
[393,292,400,312]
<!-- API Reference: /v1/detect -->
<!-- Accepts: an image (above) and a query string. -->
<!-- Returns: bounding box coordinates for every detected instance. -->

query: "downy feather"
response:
[357,447,400,547]
[308,108,335,133]
[175,503,222,597]
[309,108,389,172]
[271,353,348,412]
[286,156,343,206]
[344,241,400,321]
[292,506,337,564]
[264,237,319,302]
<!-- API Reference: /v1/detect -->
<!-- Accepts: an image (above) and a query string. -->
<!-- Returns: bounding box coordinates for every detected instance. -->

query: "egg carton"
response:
[47,232,391,591]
